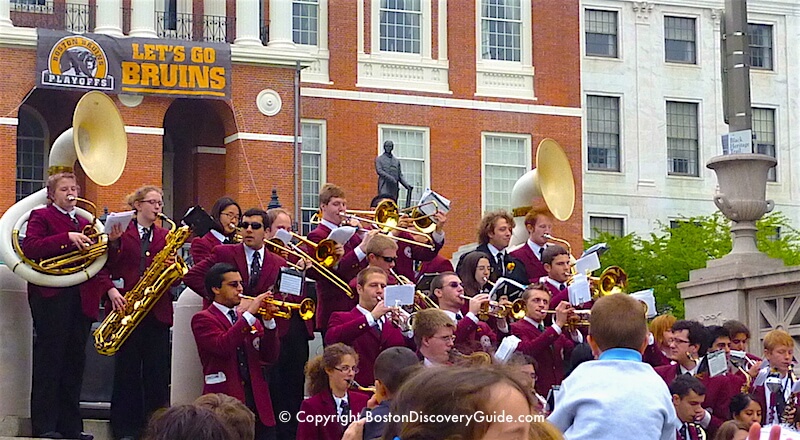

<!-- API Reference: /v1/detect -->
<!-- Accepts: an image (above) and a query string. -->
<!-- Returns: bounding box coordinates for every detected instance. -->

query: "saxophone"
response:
[781,370,799,428]
[94,213,191,356]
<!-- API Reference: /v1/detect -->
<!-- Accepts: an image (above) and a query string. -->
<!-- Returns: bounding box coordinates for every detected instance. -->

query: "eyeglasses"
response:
[447,281,464,289]
[225,281,244,288]
[435,335,456,342]
[141,199,164,207]
[239,222,263,230]
[671,338,690,345]
[380,256,397,264]
[220,211,240,220]
[334,365,359,374]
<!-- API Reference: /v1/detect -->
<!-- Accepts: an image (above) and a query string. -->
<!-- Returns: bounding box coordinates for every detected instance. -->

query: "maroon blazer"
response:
[654,363,742,436]
[296,390,369,440]
[642,343,671,368]
[304,223,360,331]
[454,315,497,353]
[417,255,454,281]
[509,243,547,284]
[543,280,568,307]
[181,244,308,338]
[22,204,113,320]
[392,231,443,281]
[511,318,575,396]
[189,231,223,266]
[324,307,413,385]
[104,220,173,326]
[191,305,279,426]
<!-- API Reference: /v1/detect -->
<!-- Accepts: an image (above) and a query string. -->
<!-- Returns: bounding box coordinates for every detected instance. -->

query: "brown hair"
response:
[541,245,568,266]
[142,404,231,440]
[357,266,388,287]
[649,314,677,349]
[722,320,751,340]
[45,172,79,202]
[524,209,553,227]
[126,185,163,210]
[713,420,750,440]
[319,183,345,205]
[412,308,455,347]
[763,329,793,351]
[590,294,648,352]
[365,234,398,256]
[522,283,551,301]
[266,207,291,229]
[456,251,491,296]
[193,393,255,440]
[382,366,535,440]
[477,210,515,245]
[304,343,359,397]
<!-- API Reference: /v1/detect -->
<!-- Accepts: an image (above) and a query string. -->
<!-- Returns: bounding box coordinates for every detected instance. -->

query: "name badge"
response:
[204,372,227,385]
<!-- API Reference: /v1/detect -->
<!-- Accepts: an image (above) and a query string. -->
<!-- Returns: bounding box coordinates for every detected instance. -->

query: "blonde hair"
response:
[365,234,398,256]
[649,314,677,349]
[126,185,163,210]
[193,393,255,440]
[763,329,793,352]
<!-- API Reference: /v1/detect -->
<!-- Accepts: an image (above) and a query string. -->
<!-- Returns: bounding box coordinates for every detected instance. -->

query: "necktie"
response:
[250,251,261,289]
[228,309,238,325]
[455,313,463,321]
[139,226,151,275]
[497,252,506,275]
[339,399,351,426]
[70,215,79,229]
[223,237,233,244]
[538,323,545,332]
[539,247,544,260]
[559,283,566,291]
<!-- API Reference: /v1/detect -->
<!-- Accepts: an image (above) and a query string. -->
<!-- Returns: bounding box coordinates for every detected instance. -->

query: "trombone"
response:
[269,231,354,299]
[389,268,439,311]
[398,200,439,234]
[239,294,315,321]
[342,200,435,250]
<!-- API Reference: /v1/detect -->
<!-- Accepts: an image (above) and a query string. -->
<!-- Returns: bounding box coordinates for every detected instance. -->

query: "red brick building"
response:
[0,0,582,258]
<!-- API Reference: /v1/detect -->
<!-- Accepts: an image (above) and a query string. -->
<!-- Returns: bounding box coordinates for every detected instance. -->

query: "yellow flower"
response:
[506,262,515,272]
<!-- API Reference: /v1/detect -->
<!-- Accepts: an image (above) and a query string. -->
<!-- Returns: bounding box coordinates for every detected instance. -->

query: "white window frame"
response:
[357,0,448,93]
[586,94,621,172]
[300,119,327,235]
[584,8,618,58]
[481,132,531,214]
[588,216,625,239]
[292,0,320,46]
[748,22,774,71]
[474,0,534,99]
[377,125,431,207]
[664,15,697,65]
[752,106,777,182]
[666,100,700,178]
[295,0,330,84]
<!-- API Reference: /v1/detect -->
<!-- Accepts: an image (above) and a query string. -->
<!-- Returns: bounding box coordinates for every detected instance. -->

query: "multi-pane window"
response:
[379,0,421,54]
[752,108,776,182]
[480,0,522,62]
[380,127,427,206]
[589,216,624,239]
[301,121,325,235]
[749,24,773,70]
[664,16,696,64]
[587,95,620,171]
[293,0,319,45]
[585,9,618,58]
[16,107,47,202]
[666,101,699,176]
[484,134,528,213]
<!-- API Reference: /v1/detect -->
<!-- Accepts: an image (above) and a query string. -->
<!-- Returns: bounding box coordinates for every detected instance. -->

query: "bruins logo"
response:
[41,35,114,90]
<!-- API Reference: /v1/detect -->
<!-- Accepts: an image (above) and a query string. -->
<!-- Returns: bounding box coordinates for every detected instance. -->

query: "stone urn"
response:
[706,153,777,255]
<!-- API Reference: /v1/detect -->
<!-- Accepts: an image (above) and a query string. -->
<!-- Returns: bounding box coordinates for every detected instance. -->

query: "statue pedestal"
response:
[679,255,800,354]
[170,288,203,405]
[0,266,32,436]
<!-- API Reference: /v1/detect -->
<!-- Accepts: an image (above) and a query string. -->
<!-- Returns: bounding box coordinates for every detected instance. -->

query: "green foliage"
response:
[585,212,800,318]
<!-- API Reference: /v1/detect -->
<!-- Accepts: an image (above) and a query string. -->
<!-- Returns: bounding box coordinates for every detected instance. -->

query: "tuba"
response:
[94,207,212,355]
[0,91,127,287]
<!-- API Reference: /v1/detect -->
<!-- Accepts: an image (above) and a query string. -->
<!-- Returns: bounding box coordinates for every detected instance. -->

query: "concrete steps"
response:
[0,418,110,440]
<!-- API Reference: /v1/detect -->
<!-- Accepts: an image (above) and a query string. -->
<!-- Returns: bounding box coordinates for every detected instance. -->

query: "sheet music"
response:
[707,350,727,377]
[384,284,414,306]
[574,252,601,276]
[494,335,521,364]
[567,274,591,305]
[277,269,303,296]
[104,210,135,232]
[328,226,356,245]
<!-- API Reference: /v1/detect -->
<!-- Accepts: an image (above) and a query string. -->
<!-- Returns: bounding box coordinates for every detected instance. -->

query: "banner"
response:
[36,29,231,100]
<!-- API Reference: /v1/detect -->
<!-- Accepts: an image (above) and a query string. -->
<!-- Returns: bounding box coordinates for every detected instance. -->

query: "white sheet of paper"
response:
[104,210,135,232]
[419,188,451,215]
[630,288,657,318]
[328,226,356,245]
[278,271,303,296]
[274,229,292,246]
[384,284,414,306]
[488,277,527,301]
[567,274,591,305]
[494,335,521,364]
[574,252,601,276]
[707,350,728,377]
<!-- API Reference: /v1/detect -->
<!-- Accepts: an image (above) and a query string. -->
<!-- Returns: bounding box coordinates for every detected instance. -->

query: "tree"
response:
[585,212,800,318]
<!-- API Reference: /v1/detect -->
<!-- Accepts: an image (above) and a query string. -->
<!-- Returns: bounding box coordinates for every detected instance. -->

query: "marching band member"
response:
[457,210,528,287]
[512,283,582,397]
[190,196,241,266]
[264,207,313,440]
[750,329,796,426]
[724,319,763,363]
[191,263,280,440]
[103,186,173,440]
[297,343,369,440]
[324,267,414,385]
[729,393,762,429]
[430,272,497,353]
[368,194,446,281]
[509,209,554,283]
[540,245,571,307]
[347,233,399,289]
[670,375,709,440]
[643,314,676,367]
[304,184,367,336]
[413,308,457,367]
[455,251,512,337]
[416,254,454,281]
[23,172,119,440]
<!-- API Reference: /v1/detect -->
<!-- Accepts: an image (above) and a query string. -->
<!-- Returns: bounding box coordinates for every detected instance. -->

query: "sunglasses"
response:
[239,222,263,230]
[380,256,397,263]
[447,281,464,288]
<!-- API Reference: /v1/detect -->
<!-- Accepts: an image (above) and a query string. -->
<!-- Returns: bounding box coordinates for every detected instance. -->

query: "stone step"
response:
[0,418,110,440]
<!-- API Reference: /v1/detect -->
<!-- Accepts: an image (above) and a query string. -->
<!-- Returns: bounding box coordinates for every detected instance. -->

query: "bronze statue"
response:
[375,140,413,202]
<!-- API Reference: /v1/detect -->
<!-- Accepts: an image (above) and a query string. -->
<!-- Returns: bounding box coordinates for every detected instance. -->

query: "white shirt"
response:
[524,316,583,343]
[527,239,546,261]
[211,301,276,330]
[765,372,794,424]
[243,245,265,271]
[543,276,566,291]
[137,223,154,242]
[210,229,227,243]
[332,393,350,415]
[442,309,478,325]
[486,243,504,261]
[53,203,77,220]
[321,218,367,262]
[679,360,702,377]
[356,304,383,330]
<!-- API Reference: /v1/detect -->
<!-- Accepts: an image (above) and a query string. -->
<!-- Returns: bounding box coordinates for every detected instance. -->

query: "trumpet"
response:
[459,294,518,320]
[238,294,315,321]
[227,223,241,243]
[263,237,310,272]
[543,309,591,331]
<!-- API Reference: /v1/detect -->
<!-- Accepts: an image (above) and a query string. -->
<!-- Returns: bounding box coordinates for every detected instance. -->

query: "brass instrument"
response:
[277,231,353,299]
[460,294,512,321]
[238,294,315,321]
[94,209,207,355]
[449,348,492,366]
[342,200,435,249]
[0,91,127,288]
[290,232,340,268]
[389,268,438,312]
[349,379,376,394]
[399,200,439,234]
[263,237,308,271]
[544,309,591,331]
[779,369,800,427]
[543,233,578,273]
[590,266,627,299]
[227,223,242,243]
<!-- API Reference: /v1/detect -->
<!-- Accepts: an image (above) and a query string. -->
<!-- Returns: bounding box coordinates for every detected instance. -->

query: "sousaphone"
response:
[0,91,127,287]
[509,138,575,247]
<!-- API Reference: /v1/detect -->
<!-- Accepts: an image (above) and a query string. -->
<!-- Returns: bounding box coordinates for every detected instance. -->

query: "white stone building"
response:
[580,0,800,239]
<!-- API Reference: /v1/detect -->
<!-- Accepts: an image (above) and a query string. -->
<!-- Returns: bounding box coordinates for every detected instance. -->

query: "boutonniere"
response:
[506,262,515,272]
